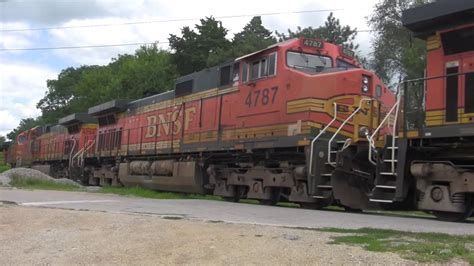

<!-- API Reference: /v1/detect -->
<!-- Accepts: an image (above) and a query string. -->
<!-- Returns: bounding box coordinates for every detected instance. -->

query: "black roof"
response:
[127,61,235,113]
[402,0,474,39]
[88,99,130,116]
[58,113,97,126]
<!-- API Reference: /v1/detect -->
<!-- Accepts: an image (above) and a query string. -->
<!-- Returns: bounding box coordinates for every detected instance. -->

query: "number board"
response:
[303,39,324,49]
[342,48,355,58]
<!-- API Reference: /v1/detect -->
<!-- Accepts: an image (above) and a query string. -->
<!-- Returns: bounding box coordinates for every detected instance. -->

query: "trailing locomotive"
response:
[340,0,474,222]
[5,37,394,210]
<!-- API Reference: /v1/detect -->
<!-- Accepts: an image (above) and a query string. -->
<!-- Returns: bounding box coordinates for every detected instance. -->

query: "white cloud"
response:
[0,62,56,136]
[0,22,41,50]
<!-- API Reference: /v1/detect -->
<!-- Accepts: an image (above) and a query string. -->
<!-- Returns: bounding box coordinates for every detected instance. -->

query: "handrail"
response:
[68,138,77,168]
[366,73,466,167]
[71,139,95,168]
[79,139,96,167]
[367,80,406,166]
[327,97,372,166]
[309,102,338,176]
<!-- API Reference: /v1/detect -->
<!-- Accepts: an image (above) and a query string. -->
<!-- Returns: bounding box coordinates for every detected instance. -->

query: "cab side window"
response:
[248,52,277,81]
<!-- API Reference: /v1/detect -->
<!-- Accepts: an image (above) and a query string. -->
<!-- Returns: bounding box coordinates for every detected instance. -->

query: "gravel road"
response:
[1,188,473,235]
[0,205,412,265]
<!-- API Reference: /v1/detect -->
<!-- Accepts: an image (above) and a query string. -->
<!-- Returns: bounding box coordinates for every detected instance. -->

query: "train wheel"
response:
[223,186,245,203]
[343,206,363,213]
[299,202,325,210]
[432,196,473,222]
[259,188,281,206]
[432,209,473,222]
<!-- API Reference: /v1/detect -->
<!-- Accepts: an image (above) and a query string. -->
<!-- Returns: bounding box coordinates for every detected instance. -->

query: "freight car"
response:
[6,37,394,210]
[340,0,474,222]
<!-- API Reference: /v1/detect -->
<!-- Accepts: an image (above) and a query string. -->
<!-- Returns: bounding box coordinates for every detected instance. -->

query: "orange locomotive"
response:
[361,0,474,221]
[6,38,394,209]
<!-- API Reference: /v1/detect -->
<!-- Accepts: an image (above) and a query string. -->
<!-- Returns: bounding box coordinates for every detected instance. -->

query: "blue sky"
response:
[0,0,378,137]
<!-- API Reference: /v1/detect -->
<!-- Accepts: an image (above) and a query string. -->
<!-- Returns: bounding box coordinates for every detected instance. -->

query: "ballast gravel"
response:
[0,206,415,265]
[0,167,82,187]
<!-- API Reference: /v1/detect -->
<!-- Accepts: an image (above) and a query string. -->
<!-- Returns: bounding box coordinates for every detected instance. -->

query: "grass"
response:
[319,227,474,264]
[0,152,10,173]
[9,177,80,191]
[99,186,222,200]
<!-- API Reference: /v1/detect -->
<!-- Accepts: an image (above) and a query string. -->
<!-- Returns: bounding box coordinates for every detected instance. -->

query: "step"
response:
[313,195,330,199]
[353,169,370,176]
[375,185,396,189]
[369,198,394,203]
[317,185,333,189]
[379,172,397,176]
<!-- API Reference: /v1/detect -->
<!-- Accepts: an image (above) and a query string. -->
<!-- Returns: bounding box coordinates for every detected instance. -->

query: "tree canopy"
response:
[168,17,231,76]
[367,0,429,84]
[36,44,176,126]
[277,12,358,50]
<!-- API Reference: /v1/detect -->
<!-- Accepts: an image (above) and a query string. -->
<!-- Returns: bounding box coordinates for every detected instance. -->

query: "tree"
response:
[35,44,177,125]
[37,66,90,124]
[276,12,359,50]
[113,44,177,99]
[208,16,277,66]
[367,0,429,84]
[169,17,231,75]
[0,135,5,146]
[6,117,43,142]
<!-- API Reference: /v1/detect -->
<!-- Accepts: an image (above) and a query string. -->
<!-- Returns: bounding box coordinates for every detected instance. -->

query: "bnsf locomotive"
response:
[5,37,395,210]
[334,0,474,222]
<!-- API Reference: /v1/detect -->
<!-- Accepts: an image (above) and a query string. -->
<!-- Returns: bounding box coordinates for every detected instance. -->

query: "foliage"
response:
[100,186,221,200]
[320,227,474,264]
[169,17,231,75]
[208,16,277,65]
[9,177,80,191]
[367,0,429,84]
[0,135,5,146]
[6,117,44,141]
[277,12,359,50]
[34,44,177,127]
[0,152,9,173]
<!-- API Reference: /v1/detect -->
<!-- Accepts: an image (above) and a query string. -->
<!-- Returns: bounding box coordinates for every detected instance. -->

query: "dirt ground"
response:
[0,204,411,265]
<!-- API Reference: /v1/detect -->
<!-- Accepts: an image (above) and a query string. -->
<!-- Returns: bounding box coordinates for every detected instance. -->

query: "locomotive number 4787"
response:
[245,86,279,107]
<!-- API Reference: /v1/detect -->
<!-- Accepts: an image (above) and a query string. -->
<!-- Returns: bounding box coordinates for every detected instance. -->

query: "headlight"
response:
[359,126,370,137]
[362,76,369,84]
[362,75,370,93]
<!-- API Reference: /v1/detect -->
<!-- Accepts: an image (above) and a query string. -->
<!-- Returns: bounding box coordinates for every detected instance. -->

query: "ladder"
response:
[366,81,406,203]
[308,98,372,199]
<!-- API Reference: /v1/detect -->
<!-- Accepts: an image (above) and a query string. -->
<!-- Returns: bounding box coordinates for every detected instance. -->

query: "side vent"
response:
[175,79,193,97]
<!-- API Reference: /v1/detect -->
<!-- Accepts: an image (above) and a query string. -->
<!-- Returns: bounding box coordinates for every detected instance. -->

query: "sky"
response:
[0,0,380,137]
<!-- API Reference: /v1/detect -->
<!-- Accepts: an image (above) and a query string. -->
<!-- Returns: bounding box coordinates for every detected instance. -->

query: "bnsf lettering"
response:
[337,104,369,115]
[245,86,279,107]
[145,107,196,138]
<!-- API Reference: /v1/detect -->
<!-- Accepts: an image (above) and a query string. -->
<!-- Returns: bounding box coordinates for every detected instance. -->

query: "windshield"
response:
[336,59,358,69]
[286,51,332,72]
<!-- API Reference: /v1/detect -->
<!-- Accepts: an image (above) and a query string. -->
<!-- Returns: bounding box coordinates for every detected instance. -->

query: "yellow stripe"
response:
[81,123,98,129]
[426,34,441,51]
